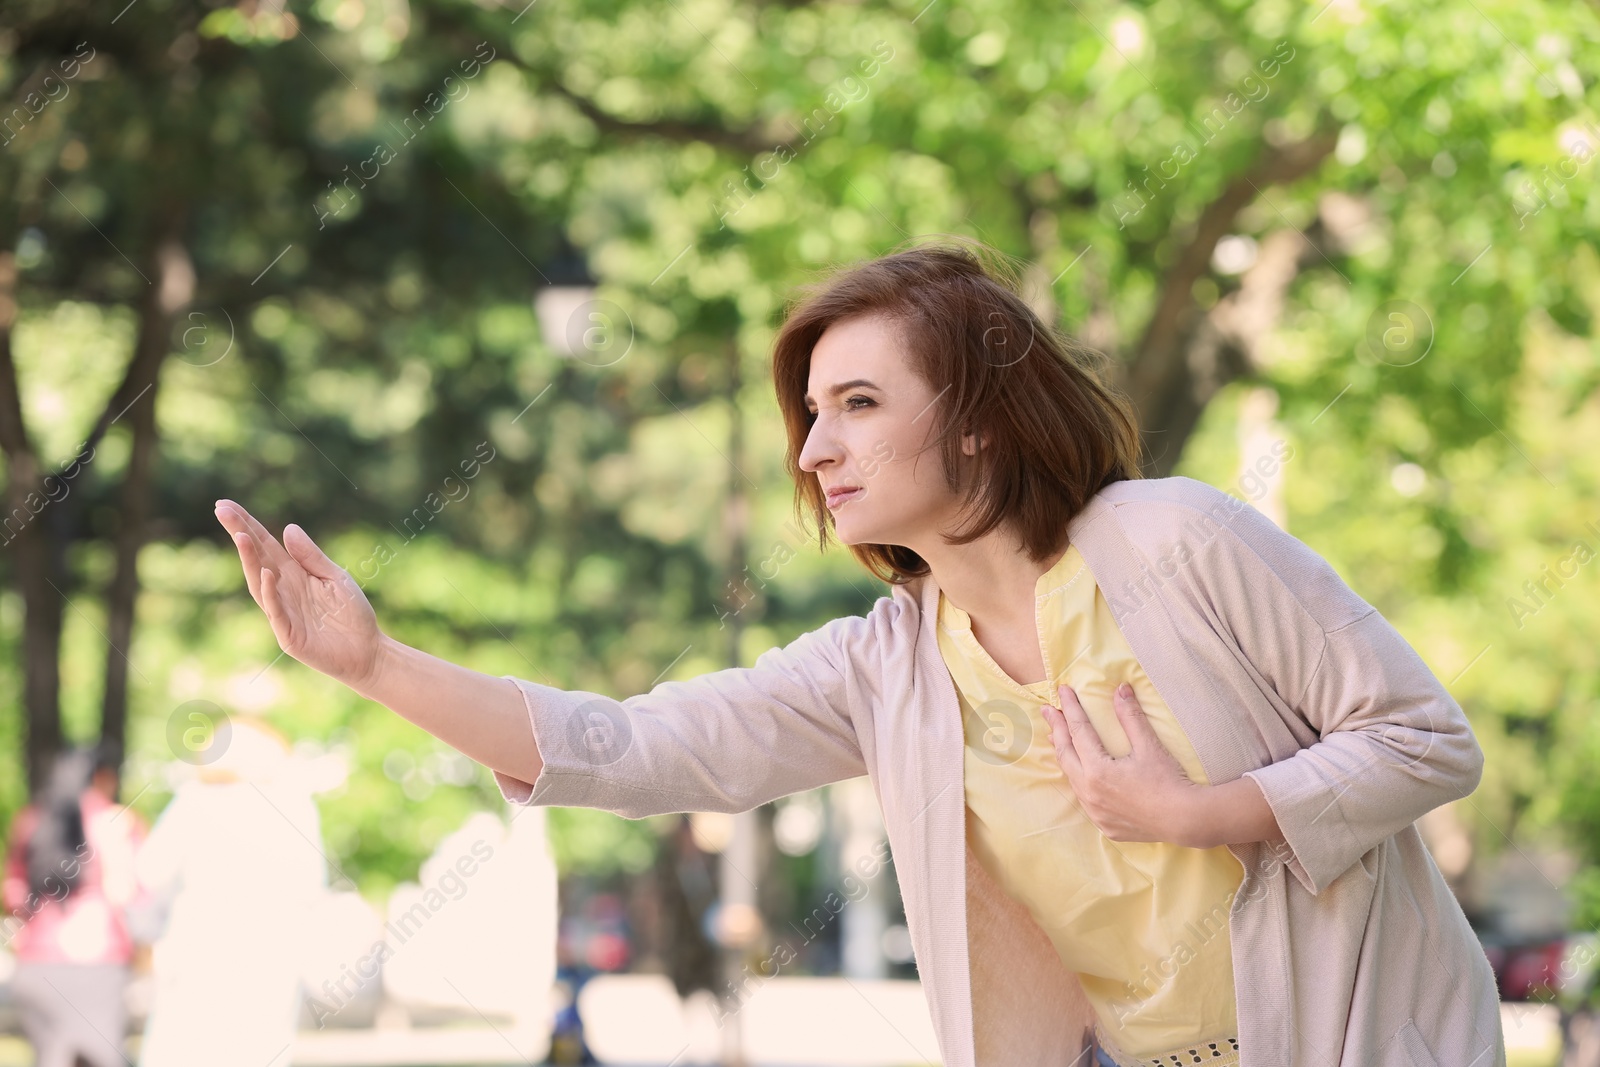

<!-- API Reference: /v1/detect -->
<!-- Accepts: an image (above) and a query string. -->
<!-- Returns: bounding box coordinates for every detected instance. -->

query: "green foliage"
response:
[0,0,1596,910]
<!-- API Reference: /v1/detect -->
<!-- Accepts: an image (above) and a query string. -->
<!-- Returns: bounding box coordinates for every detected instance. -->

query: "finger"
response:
[214,500,257,542]
[213,501,241,536]
[259,566,294,650]
[1057,685,1109,763]
[229,530,264,606]
[215,500,291,569]
[1110,682,1163,754]
[1041,703,1084,780]
[284,523,345,582]
[216,501,266,606]
[215,504,257,566]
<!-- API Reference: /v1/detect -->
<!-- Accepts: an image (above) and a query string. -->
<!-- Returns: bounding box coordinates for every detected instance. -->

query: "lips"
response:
[826,486,863,508]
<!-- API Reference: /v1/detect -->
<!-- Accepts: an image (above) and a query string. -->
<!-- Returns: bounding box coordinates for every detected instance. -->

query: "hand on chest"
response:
[938,555,1218,847]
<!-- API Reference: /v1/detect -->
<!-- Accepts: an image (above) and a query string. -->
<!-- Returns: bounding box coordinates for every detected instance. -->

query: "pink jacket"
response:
[3,790,147,965]
[493,476,1505,1067]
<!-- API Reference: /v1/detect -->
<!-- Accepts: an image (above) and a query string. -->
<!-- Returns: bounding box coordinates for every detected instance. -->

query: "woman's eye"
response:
[806,397,871,419]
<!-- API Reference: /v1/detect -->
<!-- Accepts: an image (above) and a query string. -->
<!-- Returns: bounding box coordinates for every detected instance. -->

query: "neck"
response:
[911,522,1069,634]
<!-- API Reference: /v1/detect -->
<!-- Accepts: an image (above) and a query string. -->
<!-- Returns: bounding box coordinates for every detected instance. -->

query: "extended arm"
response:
[216,499,872,817]
[355,638,541,788]
[215,501,543,786]
[490,609,874,819]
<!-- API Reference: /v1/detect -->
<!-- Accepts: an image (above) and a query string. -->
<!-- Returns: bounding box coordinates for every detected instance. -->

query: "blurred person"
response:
[213,240,1505,1067]
[133,714,325,1067]
[3,741,147,1067]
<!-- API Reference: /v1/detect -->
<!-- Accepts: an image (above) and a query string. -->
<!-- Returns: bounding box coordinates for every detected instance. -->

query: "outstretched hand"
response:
[214,500,383,691]
[1042,682,1200,845]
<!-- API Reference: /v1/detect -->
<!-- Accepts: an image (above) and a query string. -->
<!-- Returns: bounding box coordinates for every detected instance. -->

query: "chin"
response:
[830,512,889,548]
[826,511,861,543]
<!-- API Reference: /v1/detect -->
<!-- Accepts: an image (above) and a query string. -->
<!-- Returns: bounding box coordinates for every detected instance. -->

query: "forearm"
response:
[351,633,543,786]
[1179,776,1284,851]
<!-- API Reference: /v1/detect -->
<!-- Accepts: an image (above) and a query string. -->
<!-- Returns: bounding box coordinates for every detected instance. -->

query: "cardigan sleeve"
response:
[490,610,873,820]
[1165,482,1485,895]
[1241,606,1485,894]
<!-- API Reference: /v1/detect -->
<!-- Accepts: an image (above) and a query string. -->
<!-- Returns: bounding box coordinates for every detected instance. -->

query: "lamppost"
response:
[534,283,760,1064]
[714,335,761,1067]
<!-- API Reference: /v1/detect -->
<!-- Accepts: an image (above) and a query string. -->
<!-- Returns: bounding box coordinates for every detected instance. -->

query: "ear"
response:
[960,428,990,455]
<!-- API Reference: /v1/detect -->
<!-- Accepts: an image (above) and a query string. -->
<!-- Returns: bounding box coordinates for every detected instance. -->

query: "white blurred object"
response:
[577,974,692,1063]
[225,665,285,713]
[1500,1001,1561,1062]
[1335,123,1367,165]
[689,810,733,853]
[380,807,557,1044]
[533,286,596,357]
[773,792,824,856]
[1390,461,1427,497]
[579,975,939,1066]
[735,978,939,1066]
[134,717,325,1067]
[834,778,888,981]
[297,890,387,1028]
[1211,234,1259,275]
[880,923,914,965]
[1235,386,1288,530]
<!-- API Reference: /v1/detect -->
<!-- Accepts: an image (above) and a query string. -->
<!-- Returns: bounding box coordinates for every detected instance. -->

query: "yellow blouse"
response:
[938,542,1245,1064]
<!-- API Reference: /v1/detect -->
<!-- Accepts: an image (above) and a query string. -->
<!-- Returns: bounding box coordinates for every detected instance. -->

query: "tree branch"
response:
[543,81,788,156]
[1124,121,1340,474]
[418,9,787,156]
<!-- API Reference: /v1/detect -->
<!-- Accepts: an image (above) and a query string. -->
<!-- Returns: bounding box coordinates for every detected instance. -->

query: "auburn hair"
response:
[771,238,1143,585]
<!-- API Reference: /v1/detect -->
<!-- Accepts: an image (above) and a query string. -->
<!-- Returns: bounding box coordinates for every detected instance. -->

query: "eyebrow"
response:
[803,379,880,407]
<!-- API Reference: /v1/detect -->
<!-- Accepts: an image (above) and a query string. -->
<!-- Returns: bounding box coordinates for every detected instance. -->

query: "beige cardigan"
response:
[493,476,1506,1067]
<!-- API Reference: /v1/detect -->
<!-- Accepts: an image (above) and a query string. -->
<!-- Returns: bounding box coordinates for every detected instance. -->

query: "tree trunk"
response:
[100,232,193,763]
[0,208,190,794]
[0,249,72,797]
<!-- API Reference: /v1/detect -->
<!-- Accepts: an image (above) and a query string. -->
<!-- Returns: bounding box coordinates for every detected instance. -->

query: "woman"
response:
[3,743,146,1067]
[214,241,1505,1067]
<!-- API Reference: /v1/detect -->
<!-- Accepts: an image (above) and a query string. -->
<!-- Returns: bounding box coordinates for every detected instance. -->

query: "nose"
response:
[798,413,840,475]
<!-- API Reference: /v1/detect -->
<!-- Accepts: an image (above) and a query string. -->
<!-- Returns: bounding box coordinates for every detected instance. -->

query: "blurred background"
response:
[0,0,1596,1063]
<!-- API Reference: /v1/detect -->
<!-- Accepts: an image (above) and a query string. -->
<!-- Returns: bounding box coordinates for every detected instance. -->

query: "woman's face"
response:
[798,313,978,549]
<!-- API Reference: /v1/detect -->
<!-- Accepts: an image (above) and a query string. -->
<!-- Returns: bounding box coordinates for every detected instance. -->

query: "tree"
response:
[1,0,1594,932]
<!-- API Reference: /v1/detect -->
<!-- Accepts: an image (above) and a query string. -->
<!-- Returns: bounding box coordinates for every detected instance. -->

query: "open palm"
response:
[214,499,382,690]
